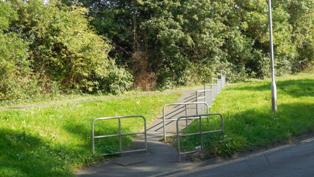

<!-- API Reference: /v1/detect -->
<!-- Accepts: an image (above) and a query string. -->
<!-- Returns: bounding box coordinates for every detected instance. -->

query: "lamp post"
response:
[268,0,277,112]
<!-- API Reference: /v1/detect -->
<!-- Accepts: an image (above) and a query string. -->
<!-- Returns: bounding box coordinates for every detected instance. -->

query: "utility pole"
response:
[268,0,277,112]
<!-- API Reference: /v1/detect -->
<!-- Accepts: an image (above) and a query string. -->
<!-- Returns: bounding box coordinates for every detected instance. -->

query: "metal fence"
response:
[176,113,224,161]
[92,115,147,156]
[195,75,226,105]
[90,74,227,158]
[162,102,209,141]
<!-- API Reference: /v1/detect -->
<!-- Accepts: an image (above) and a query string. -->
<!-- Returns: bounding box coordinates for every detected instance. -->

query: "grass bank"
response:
[0,91,180,177]
[180,72,314,157]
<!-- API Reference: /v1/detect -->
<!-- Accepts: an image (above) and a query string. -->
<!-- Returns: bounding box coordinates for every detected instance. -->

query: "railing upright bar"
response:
[196,91,199,113]
[221,114,225,134]
[199,116,203,150]
[196,102,199,116]
[210,84,214,102]
[185,104,188,127]
[143,117,148,150]
[163,106,166,142]
[118,118,122,152]
[92,120,95,154]
[176,119,181,161]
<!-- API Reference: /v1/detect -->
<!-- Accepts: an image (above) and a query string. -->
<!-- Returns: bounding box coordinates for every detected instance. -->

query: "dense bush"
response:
[0,2,39,100]
[0,32,37,100]
[0,0,313,99]
[0,0,132,100]
[70,0,313,86]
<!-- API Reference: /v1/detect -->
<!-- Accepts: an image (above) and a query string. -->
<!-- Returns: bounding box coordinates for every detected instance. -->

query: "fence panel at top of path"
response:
[146,90,201,141]
[196,75,226,106]
[147,75,226,142]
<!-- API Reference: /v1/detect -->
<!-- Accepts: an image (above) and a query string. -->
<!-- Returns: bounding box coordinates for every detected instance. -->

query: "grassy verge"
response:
[0,85,203,110]
[180,72,314,157]
[0,91,180,177]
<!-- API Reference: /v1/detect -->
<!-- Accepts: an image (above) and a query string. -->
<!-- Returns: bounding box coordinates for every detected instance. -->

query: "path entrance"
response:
[77,76,226,177]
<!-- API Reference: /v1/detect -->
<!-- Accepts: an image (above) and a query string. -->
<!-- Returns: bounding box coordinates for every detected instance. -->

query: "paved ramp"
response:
[77,89,201,177]
[77,78,226,177]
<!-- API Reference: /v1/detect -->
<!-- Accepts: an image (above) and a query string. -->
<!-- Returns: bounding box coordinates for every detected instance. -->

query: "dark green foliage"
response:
[0,32,38,100]
[0,0,133,100]
[70,0,313,86]
[1,0,313,99]
[0,3,37,99]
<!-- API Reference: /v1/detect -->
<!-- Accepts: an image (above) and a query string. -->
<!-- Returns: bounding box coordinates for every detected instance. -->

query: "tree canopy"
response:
[71,0,313,86]
[0,0,313,100]
[0,0,132,100]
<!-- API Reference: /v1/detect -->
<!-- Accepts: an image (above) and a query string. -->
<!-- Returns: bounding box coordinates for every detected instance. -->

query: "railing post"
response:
[185,104,188,127]
[163,106,166,142]
[196,91,199,114]
[118,117,122,152]
[176,118,181,161]
[221,114,225,134]
[199,115,203,150]
[92,120,95,154]
[204,82,206,104]
[143,116,148,151]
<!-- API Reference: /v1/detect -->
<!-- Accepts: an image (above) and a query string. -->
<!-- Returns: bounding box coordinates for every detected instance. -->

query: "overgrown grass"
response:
[180,72,314,157]
[0,91,180,177]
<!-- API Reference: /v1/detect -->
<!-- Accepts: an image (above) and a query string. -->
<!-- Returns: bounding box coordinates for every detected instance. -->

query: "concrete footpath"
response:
[77,89,206,177]
[77,141,195,177]
[77,78,227,177]
[78,136,314,177]
[76,77,314,177]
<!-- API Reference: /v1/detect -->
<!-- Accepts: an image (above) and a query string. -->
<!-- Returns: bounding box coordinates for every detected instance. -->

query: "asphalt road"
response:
[169,137,314,177]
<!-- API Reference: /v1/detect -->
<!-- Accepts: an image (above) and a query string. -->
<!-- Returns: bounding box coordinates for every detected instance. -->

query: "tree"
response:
[0,0,133,100]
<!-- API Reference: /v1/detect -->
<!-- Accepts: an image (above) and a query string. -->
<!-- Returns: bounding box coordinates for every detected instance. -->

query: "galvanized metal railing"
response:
[92,115,147,156]
[162,102,210,141]
[196,88,212,104]
[195,74,226,105]
[176,113,224,161]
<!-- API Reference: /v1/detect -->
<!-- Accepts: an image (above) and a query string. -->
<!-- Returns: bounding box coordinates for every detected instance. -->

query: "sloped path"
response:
[146,89,198,141]
[77,89,202,177]
[77,82,225,177]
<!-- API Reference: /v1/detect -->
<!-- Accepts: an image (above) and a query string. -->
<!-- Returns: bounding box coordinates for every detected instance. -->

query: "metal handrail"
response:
[162,102,209,141]
[195,75,226,104]
[196,89,212,104]
[196,89,212,93]
[176,113,224,161]
[92,115,147,156]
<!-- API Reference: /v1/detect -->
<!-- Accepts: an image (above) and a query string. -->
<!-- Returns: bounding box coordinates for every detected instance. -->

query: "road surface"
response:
[169,137,314,177]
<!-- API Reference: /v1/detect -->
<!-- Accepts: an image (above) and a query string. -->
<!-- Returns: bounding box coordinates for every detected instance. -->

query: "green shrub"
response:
[0,0,134,100]
[0,32,40,100]
[75,0,313,86]
[0,1,17,30]
[91,62,133,94]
